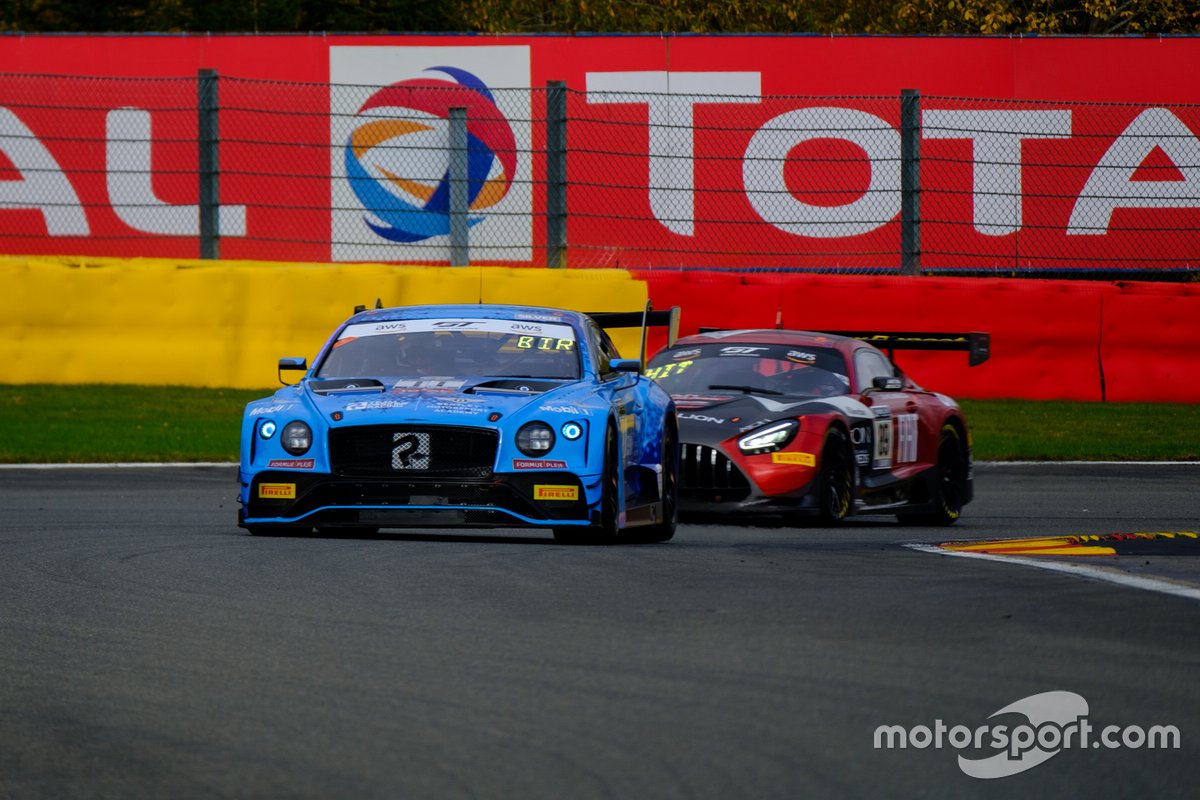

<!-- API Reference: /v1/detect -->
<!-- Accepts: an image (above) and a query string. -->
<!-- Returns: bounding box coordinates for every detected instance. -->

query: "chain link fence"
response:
[1,72,1197,277]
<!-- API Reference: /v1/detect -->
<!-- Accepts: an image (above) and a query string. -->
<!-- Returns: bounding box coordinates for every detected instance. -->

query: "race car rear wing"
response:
[589,301,681,367]
[826,331,991,366]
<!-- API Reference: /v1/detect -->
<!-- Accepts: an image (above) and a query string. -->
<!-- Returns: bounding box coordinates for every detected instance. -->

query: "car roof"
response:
[672,329,866,350]
[345,304,590,327]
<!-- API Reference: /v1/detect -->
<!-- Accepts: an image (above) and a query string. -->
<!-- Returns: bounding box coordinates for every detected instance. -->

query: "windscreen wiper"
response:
[707,383,785,396]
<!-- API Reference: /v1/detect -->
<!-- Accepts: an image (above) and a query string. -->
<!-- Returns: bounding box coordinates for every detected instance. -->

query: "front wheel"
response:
[816,428,854,525]
[626,425,678,544]
[898,424,966,526]
[554,423,622,545]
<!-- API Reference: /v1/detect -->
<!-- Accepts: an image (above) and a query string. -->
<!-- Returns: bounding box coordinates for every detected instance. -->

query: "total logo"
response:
[330,46,532,261]
[343,67,516,244]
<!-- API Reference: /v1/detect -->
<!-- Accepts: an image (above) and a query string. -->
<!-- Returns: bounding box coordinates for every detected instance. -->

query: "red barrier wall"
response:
[1101,282,1200,403]
[640,272,1199,402]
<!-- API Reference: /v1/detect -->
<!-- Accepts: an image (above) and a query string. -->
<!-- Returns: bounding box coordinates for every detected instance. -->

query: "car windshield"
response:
[646,343,850,398]
[316,318,581,380]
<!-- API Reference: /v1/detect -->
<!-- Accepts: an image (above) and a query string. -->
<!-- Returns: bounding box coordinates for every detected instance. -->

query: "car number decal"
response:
[872,409,893,469]
[391,432,431,470]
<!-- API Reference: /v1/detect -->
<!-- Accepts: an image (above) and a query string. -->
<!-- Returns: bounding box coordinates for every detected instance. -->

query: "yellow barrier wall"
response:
[1,256,648,390]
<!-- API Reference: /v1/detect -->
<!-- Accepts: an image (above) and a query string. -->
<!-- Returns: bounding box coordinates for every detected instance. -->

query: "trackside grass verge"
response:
[0,385,1197,463]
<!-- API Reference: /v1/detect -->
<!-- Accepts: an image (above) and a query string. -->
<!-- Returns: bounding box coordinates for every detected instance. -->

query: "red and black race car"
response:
[645,329,989,525]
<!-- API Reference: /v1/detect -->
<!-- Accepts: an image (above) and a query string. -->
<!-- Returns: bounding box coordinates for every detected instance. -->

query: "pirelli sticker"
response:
[258,483,296,499]
[771,452,816,466]
[534,484,579,501]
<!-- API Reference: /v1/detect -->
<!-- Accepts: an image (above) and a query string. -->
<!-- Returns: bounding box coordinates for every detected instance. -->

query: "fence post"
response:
[198,68,219,260]
[545,80,567,269]
[449,106,469,266]
[900,88,921,276]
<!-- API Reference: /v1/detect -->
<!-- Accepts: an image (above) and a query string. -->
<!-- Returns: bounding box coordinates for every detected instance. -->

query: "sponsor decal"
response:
[787,350,818,363]
[258,483,296,499]
[672,348,702,360]
[267,459,315,469]
[392,378,467,392]
[532,482,578,501]
[679,413,725,424]
[513,459,568,470]
[250,403,295,416]
[771,451,816,466]
[539,403,590,416]
[719,346,768,356]
[330,48,532,261]
[429,402,485,416]
[515,311,567,322]
[534,484,579,501]
[345,399,410,411]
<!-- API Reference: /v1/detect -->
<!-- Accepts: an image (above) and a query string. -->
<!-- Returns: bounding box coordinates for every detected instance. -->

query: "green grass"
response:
[0,384,1196,463]
[958,398,1199,462]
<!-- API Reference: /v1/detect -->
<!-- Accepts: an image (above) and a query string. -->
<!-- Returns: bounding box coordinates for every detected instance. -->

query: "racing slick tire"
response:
[625,424,678,544]
[815,427,854,526]
[554,423,622,545]
[898,423,966,527]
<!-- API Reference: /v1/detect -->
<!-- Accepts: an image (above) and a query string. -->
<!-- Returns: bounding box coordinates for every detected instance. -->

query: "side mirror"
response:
[871,376,904,392]
[278,357,308,386]
[611,358,642,374]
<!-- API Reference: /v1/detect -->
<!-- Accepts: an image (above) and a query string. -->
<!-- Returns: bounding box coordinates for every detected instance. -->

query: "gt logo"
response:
[392,432,431,470]
[720,346,767,356]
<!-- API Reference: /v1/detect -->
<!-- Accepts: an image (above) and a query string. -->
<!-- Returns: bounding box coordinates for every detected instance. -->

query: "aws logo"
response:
[344,67,516,243]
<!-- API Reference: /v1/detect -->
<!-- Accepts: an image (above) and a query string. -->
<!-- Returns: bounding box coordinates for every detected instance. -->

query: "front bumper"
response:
[240,469,597,529]
[677,441,819,515]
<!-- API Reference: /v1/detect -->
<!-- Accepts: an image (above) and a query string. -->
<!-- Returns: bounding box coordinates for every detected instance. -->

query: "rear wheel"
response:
[898,424,966,526]
[554,424,622,545]
[816,428,854,525]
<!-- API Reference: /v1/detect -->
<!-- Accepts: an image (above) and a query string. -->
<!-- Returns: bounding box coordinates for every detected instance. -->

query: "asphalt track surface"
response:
[2,463,1198,799]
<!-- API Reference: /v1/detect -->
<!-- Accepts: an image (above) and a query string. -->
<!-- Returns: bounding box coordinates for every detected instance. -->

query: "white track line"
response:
[905,543,1200,603]
[0,462,236,469]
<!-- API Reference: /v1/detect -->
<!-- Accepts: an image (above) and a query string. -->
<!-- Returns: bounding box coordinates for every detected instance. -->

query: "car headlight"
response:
[737,419,799,455]
[281,421,312,455]
[516,421,555,456]
[258,420,277,440]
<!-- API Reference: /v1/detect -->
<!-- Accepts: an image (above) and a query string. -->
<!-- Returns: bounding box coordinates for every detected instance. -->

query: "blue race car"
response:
[238,303,680,544]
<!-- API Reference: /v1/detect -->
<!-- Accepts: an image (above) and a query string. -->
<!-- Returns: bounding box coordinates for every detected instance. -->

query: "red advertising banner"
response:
[1,34,1199,268]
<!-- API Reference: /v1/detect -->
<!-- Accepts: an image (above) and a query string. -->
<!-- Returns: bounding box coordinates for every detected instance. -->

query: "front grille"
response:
[680,443,752,502]
[329,424,499,478]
